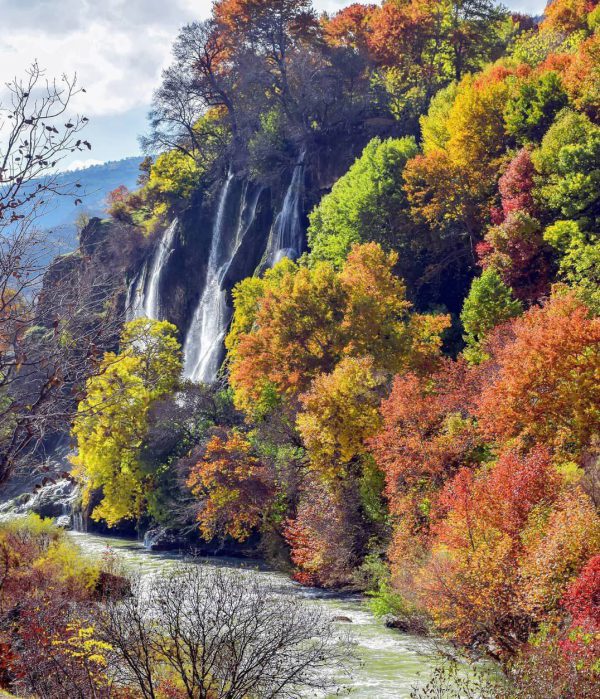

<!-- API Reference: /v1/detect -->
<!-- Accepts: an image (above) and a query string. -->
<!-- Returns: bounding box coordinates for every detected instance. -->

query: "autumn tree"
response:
[297,355,386,482]
[369,360,482,585]
[284,479,366,587]
[562,32,600,122]
[404,68,513,284]
[0,516,114,699]
[478,148,551,302]
[226,258,346,415]
[548,553,600,693]
[143,19,237,159]
[495,146,537,218]
[518,487,600,624]
[443,69,511,189]
[421,448,564,656]
[541,0,598,33]
[441,0,508,81]
[227,243,448,416]
[562,554,600,629]
[523,110,600,309]
[71,318,182,525]
[420,82,460,153]
[366,0,439,68]
[545,220,600,312]
[365,0,507,121]
[187,429,275,541]
[477,293,600,458]
[322,3,376,53]
[107,184,132,223]
[138,382,243,527]
[145,0,379,187]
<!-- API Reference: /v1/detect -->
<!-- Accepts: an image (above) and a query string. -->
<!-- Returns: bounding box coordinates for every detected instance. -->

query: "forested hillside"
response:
[41,158,143,244]
[1,0,599,696]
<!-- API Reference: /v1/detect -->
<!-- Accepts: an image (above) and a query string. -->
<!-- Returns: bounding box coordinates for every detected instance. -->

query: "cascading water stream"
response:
[183,177,263,384]
[224,182,262,277]
[125,260,148,321]
[126,218,178,321]
[182,173,235,383]
[264,149,306,267]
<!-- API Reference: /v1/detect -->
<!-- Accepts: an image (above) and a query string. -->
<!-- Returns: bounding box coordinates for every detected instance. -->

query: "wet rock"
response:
[54,514,72,529]
[333,615,353,623]
[384,615,430,636]
[143,527,189,551]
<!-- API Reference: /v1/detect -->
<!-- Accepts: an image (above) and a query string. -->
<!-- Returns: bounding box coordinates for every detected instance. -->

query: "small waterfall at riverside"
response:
[263,149,306,267]
[126,218,178,321]
[0,479,80,527]
[183,173,235,383]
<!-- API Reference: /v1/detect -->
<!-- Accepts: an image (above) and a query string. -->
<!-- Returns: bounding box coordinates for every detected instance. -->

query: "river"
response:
[68,531,438,698]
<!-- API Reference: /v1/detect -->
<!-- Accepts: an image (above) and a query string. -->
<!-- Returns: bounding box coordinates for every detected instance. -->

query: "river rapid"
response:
[69,531,438,698]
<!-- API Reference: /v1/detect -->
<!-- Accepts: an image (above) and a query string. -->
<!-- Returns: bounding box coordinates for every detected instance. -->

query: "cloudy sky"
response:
[0,0,547,169]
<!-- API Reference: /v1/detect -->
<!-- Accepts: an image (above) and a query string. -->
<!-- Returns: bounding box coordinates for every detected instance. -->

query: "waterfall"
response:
[183,173,234,383]
[223,182,262,278]
[144,219,178,319]
[263,150,306,267]
[183,176,262,384]
[126,218,178,321]
[125,261,148,320]
[182,151,305,385]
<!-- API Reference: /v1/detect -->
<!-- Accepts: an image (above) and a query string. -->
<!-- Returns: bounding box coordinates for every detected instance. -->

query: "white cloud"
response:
[0,0,213,118]
[64,158,105,171]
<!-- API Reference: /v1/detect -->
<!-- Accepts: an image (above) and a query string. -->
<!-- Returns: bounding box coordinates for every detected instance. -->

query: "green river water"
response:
[68,531,439,698]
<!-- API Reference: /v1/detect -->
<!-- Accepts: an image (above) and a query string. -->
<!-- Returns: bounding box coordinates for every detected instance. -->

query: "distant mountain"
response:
[40,156,143,259]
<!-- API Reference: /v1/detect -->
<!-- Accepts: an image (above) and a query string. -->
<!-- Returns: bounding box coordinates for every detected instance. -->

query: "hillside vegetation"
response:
[1,1,599,697]
[84,1,600,692]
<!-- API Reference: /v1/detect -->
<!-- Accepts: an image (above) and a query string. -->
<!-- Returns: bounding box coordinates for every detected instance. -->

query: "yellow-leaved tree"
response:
[297,355,386,483]
[70,318,181,526]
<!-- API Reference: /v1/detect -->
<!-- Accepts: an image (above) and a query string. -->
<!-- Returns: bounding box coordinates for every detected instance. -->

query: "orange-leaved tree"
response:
[477,292,600,457]
[322,3,376,52]
[227,242,449,416]
[541,0,598,33]
[420,448,563,656]
[368,358,483,590]
[187,429,275,542]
